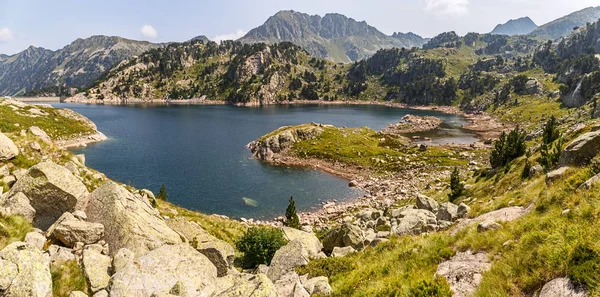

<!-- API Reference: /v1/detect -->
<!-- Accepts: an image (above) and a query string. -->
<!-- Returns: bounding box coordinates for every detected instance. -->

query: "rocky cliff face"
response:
[239,10,426,63]
[0,36,161,96]
[530,6,600,40]
[491,17,538,36]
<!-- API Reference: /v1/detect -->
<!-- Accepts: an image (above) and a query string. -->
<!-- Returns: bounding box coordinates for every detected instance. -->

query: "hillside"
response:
[530,6,600,40]
[238,10,426,63]
[0,36,161,96]
[490,17,538,36]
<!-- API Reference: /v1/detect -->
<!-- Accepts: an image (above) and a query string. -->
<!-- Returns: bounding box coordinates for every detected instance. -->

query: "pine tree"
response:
[284,196,301,230]
[157,184,167,201]
[449,167,464,202]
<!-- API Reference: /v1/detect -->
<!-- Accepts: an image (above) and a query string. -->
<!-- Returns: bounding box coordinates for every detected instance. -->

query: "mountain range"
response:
[530,6,600,40]
[490,17,538,36]
[238,10,426,63]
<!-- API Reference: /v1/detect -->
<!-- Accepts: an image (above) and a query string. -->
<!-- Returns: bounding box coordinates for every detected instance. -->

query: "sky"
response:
[0,0,598,55]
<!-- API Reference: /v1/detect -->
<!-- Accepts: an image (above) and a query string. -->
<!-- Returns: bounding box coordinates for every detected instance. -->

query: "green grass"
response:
[51,260,88,297]
[0,215,32,250]
[0,101,94,140]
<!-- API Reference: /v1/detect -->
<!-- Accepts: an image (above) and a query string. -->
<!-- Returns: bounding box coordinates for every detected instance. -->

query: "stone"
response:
[436,251,491,297]
[457,203,470,218]
[477,221,503,232]
[167,218,235,277]
[24,231,46,250]
[523,78,543,95]
[93,290,108,297]
[416,194,439,213]
[2,175,16,187]
[85,182,182,257]
[437,202,459,222]
[7,161,89,229]
[322,223,365,253]
[560,130,600,166]
[267,240,310,282]
[27,126,52,144]
[389,205,416,218]
[0,242,52,296]
[69,291,88,297]
[546,167,570,184]
[0,192,36,222]
[49,245,76,267]
[72,210,87,221]
[213,273,278,297]
[64,161,79,174]
[0,132,18,161]
[50,212,104,247]
[529,164,544,178]
[331,246,356,257]
[392,209,437,235]
[273,272,309,297]
[112,248,134,273]
[281,226,323,259]
[108,244,218,297]
[29,142,42,151]
[83,247,111,293]
[0,164,9,177]
[539,277,587,297]
[303,276,333,296]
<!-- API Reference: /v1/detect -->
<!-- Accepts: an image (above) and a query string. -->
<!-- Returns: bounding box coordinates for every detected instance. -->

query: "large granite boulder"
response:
[0,242,52,296]
[437,202,459,222]
[27,126,52,144]
[322,223,365,253]
[83,247,112,293]
[6,161,89,229]
[85,182,182,257]
[281,226,323,259]
[48,212,104,247]
[392,209,437,235]
[267,240,310,282]
[108,243,218,297]
[0,192,36,223]
[0,132,18,161]
[273,272,310,297]
[539,277,587,297]
[166,218,235,277]
[416,194,439,213]
[559,130,600,166]
[213,273,278,297]
[303,276,333,296]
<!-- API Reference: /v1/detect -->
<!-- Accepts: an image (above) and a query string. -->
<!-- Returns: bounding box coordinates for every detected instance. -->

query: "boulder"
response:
[27,126,52,144]
[69,291,88,297]
[332,246,356,257]
[85,182,182,257]
[0,132,18,161]
[166,218,234,277]
[273,272,310,297]
[2,175,16,187]
[108,243,218,297]
[93,290,108,297]
[529,164,544,178]
[24,231,46,250]
[281,226,323,259]
[416,194,439,213]
[0,164,9,177]
[436,251,491,297]
[457,203,470,218]
[303,276,333,296]
[322,223,365,253]
[48,245,76,268]
[559,130,600,166]
[523,78,543,95]
[50,212,104,247]
[7,161,89,229]
[83,247,111,293]
[389,205,416,218]
[477,221,503,232]
[392,209,437,235]
[267,240,310,282]
[112,248,134,273]
[213,273,278,297]
[437,202,459,222]
[539,277,587,297]
[0,242,52,296]
[0,192,36,223]
[546,167,570,184]
[579,172,600,189]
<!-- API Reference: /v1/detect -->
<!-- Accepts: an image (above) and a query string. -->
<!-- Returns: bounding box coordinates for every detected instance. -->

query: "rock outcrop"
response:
[85,182,182,257]
[247,124,325,161]
[281,226,323,259]
[436,251,491,297]
[48,212,105,247]
[559,130,600,166]
[213,273,278,297]
[82,247,112,293]
[392,209,438,235]
[267,240,310,282]
[539,277,587,297]
[0,132,18,161]
[0,242,52,296]
[381,115,443,135]
[0,192,36,223]
[108,244,217,297]
[5,161,89,229]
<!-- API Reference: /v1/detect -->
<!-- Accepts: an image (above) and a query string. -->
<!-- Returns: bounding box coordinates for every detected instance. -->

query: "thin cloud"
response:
[213,29,247,42]
[424,0,470,16]
[140,25,158,38]
[0,28,14,43]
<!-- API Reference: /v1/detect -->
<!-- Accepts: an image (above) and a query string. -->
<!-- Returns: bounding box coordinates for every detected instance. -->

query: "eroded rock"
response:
[0,242,52,297]
[0,132,18,161]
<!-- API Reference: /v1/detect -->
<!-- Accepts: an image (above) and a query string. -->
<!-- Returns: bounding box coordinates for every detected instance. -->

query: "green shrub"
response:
[490,126,527,169]
[568,244,600,289]
[539,136,564,172]
[408,277,453,297]
[449,167,464,202]
[236,227,287,269]
[591,155,600,175]
[542,116,560,145]
[296,256,356,279]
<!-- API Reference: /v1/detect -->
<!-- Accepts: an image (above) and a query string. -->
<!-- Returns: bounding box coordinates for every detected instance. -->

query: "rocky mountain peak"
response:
[490,16,538,36]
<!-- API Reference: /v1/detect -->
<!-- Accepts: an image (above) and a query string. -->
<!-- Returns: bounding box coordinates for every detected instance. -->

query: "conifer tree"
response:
[284,196,301,229]
[449,167,464,202]
[157,184,168,201]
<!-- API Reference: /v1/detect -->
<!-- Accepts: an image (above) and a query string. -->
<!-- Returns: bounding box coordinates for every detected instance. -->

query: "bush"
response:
[236,227,287,269]
[448,167,464,202]
[490,126,527,169]
[542,116,560,145]
[538,136,564,172]
[408,277,453,297]
[568,244,600,289]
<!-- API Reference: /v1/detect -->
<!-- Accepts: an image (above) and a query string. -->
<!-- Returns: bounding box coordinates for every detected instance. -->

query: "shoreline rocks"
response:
[381,114,443,135]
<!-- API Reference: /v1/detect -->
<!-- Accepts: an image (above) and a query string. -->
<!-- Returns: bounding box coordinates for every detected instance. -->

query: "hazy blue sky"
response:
[0,0,598,55]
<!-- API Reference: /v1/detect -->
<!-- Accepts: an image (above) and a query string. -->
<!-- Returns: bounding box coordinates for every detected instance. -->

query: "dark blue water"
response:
[52,103,477,219]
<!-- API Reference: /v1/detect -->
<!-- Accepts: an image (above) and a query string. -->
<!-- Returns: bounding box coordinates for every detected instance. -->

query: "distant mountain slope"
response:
[0,35,162,96]
[491,17,538,36]
[238,10,426,63]
[530,6,600,40]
